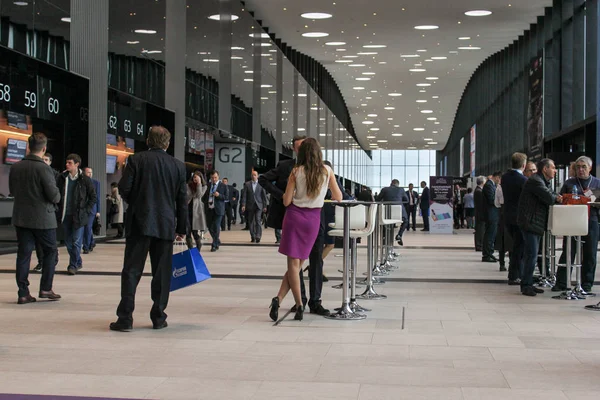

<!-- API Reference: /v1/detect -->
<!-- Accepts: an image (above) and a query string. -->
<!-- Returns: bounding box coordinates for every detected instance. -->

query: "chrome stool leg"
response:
[572,237,596,298]
[553,236,586,300]
[537,231,552,288]
[348,238,372,311]
[357,232,387,300]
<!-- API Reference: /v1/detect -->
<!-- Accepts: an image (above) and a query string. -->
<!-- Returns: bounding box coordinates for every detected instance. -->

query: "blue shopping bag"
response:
[170,245,211,292]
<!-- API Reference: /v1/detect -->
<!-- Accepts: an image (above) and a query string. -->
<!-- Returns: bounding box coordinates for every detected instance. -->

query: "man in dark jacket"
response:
[220,177,234,231]
[482,172,502,262]
[204,170,229,252]
[10,133,62,304]
[82,167,101,254]
[56,154,96,276]
[376,179,409,245]
[406,183,419,231]
[110,126,187,332]
[473,176,486,251]
[517,159,562,296]
[420,181,430,231]
[501,153,528,285]
[231,183,240,224]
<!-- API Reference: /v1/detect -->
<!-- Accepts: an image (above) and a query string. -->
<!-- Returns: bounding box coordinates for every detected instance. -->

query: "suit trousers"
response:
[207,209,223,247]
[248,207,263,240]
[83,213,96,250]
[556,220,599,290]
[299,222,325,307]
[506,223,525,281]
[483,218,498,258]
[421,207,430,230]
[232,203,238,223]
[221,203,233,230]
[116,234,173,325]
[15,227,58,297]
[474,220,486,250]
[408,205,417,230]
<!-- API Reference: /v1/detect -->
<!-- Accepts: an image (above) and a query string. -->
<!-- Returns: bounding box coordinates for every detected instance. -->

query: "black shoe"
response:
[309,303,330,316]
[17,294,36,304]
[251,238,255,243]
[395,235,404,246]
[33,264,42,273]
[508,279,521,286]
[67,266,77,275]
[153,321,168,330]
[521,287,537,297]
[275,240,280,244]
[82,249,89,254]
[421,229,429,232]
[482,257,496,263]
[551,285,567,292]
[294,305,304,321]
[323,274,329,283]
[499,264,507,272]
[109,320,132,332]
[532,287,544,294]
[269,297,279,321]
[291,300,308,312]
[210,247,217,252]
[255,239,260,244]
[242,227,249,231]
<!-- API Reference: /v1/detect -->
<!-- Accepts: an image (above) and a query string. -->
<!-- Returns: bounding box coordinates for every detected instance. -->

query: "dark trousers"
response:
[408,205,417,230]
[522,230,542,289]
[454,204,464,228]
[116,234,173,325]
[483,218,498,258]
[63,217,84,269]
[16,227,58,297]
[556,220,599,290]
[248,207,263,240]
[421,207,430,230]
[112,223,124,237]
[83,213,96,250]
[239,204,246,224]
[506,223,524,281]
[221,203,233,230]
[275,229,282,242]
[207,210,223,248]
[232,203,238,223]
[475,220,486,250]
[396,218,408,238]
[300,222,325,307]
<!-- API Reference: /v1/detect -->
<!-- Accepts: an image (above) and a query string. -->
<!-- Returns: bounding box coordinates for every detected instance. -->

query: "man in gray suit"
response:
[241,170,268,243]
[376,179,409,245]
[9,133,61,304]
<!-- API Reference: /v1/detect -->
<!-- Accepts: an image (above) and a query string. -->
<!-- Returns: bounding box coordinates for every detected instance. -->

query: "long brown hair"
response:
[296,138,327,198]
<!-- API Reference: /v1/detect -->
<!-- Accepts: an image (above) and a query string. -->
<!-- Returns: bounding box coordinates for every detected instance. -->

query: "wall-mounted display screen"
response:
[4,138,27,165]
[107,89,147,142]
[106,155,117,174]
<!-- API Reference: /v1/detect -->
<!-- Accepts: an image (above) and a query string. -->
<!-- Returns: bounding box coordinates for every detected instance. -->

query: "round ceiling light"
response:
[363,44,387,48]
[362,121,374,125]
[301,12,333,19]
[465,10,492,17]
[208,14,240,21]
[135,29,156,34]
[302,32,329,38]
[414,25,439,30]
[326,41,346,46]
[458,46,482,50]
[388,93,402,97]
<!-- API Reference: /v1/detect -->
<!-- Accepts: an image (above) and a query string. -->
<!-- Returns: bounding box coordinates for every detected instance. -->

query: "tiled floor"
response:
[0,229,599,400]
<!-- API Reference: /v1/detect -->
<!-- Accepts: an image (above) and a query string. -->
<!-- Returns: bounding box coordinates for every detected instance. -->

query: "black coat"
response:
[501,169,527,226]
[517,172,558,235]
[9,155,61,230]
[57,170,97,230]
[202,181,229,216]
[376,186,408,220]
[118,148,187,240]
[482,180,499,222]
[474,186,484,222]
[258,159,294,229]
[420,186,430,209]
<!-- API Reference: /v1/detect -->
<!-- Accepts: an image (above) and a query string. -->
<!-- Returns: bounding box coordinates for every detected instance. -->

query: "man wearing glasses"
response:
[554,156,600,294]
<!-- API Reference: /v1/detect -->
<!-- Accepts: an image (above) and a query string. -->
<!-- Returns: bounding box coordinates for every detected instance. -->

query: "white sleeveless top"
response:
[292,165,332,209]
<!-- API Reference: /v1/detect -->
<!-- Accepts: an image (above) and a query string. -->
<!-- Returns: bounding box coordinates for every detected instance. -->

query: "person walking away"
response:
[82,167,101,254]
[419,181,430,232]
[56,154,96,275]
[473,176,486,251]
[10,133,62,304]
[376,179,408,245]
[220,178,234,231]
[269,138,342,321]
[203,170,229,252]
[241,170,268,243]
[494,181,509,272]
[110,126,187,332]
[231,183,239,225]
[110,183,124,238]
[186,172,207,250]
[517,158,563,297]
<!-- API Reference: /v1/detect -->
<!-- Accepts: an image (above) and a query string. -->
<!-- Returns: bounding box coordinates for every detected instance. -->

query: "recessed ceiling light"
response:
[231,46,245,50]
[427,117,437,121]
[401,54,420,58]
[231,56,243,60]
[458,46,481,50]
[408,146,417,149]
[335,60,353,63]
[208,14,239,21]
[363,44,387,48]
[417,83,432,87]
[434,122,440,124]
[261,84,273,88]
[336,49,347,51]
[371,90,378,93]
[353,86,365,90]
[127,41,140,44]
[388,93,402,97]
[244,70,254,74]
[433,131,438,133]
[410,69,427,72]
[269,91,277,94]
[421,110,433,114]
[384,107,395,110]
[357,52,378,55]
[61,17,71,23]
[370,128,380,131]
[392,133,403,137]
[356,77,371,81]
[368,114,378,117]
[261,97,269,100]
[424,138,433,141]
[349,64,366,67]
[14,1,28,6]
[142,50,162,54]
[135,29,156,34]
[326,41,346,46]
[202,58,219,62]
[426,77,439,80]
[465,10,492,17]
[413,128,425,131]
[458,37,471,40]
[362,121,374,125]
[251,43,273,47]
[244,78,253,82]
[414,25,439,30]
[367,136,376,139]
[362,72,376,75]
[416,100,427,103]
[301,12,333,19]
[378,61,387,64]
[432,96,440,98]
[365,97,372,99]
[297,93,307,97]
[419,90,427,93]
[377,140,388,143]
[361,103,368,106]
[429,142,438,144]
[249,33,270,38]
[343,55,359,58]
[302,32,329,38]
[431,56,447,60]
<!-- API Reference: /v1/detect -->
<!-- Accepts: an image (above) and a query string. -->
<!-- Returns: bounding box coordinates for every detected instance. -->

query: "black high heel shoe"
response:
[269,297,279,321]
[294,304,304,321]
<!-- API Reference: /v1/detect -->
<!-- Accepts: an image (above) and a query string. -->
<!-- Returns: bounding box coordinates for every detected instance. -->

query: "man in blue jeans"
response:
[56,154,96,275]
[82,167,101,254]
[517,159,562,296]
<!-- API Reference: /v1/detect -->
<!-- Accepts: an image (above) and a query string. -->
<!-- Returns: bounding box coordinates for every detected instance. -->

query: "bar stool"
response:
[329,205,366,290]
[357,203,388,300]
[548,205,589,300]
[379,204,402,272]
[326,203,378,320]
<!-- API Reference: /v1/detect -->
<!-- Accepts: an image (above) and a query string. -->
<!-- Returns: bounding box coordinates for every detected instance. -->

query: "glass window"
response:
[380,165,392,187]
[380,150,392,165]
[392,167,405,186]
[406,167,419,190]
[406,150,419,165]
[419,150,430,165]
[393,150,405,165]
[419,166,432,184]
[372,150,381,166]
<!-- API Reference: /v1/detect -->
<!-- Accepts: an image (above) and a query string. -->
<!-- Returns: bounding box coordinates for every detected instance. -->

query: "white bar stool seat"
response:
[549,205,588,236]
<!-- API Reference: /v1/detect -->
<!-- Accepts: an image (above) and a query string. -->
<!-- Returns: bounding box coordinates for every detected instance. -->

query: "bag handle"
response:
[173,239,187,254]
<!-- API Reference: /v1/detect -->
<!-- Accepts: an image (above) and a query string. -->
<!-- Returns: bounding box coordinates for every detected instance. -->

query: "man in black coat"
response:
[420,181,430,231]
[10,133,61,304]
[482,171,502,262]
[259,136,330,316]
[231,183,240,224]
[473,176,486,251]
[241,170,268,243]
[517,159,562,296]
[56,153,96,275]
[221,177,234,231]
[110,126,187,332]
[406,183,419,231]
[203,170,229,252]
[501,153,528,284]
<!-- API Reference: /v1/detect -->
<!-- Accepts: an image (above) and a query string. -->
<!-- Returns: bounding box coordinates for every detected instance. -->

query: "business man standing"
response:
[82,167,101,254]
[420,181,430,231]
[110,126,187,332]
[203,170,229,252]
[10,133,61,304]
[241,170,268,243]
[406,183,419,231]
[376,179,409,245]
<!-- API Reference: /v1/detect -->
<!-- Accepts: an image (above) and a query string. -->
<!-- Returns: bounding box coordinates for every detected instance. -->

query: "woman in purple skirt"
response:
[269,138,343,321]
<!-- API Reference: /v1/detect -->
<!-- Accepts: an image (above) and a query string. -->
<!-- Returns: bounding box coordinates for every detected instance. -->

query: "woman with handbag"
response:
[110,183,124,238]
[269,138,343,322]
[186,172,208,250]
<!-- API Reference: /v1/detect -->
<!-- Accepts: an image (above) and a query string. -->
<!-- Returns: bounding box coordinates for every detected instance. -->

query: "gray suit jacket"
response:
[9,154,61,230]
[241,181,268,211]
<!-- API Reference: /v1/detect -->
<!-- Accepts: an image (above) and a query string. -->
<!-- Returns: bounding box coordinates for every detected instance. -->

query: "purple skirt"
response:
[278,204,322,260]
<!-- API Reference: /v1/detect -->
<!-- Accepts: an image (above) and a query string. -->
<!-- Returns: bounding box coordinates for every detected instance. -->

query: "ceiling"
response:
[244,0,553,151]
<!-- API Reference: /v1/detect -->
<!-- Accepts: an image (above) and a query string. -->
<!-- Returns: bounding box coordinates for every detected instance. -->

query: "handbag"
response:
[92,216,102,235]
[170,241,211,292]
